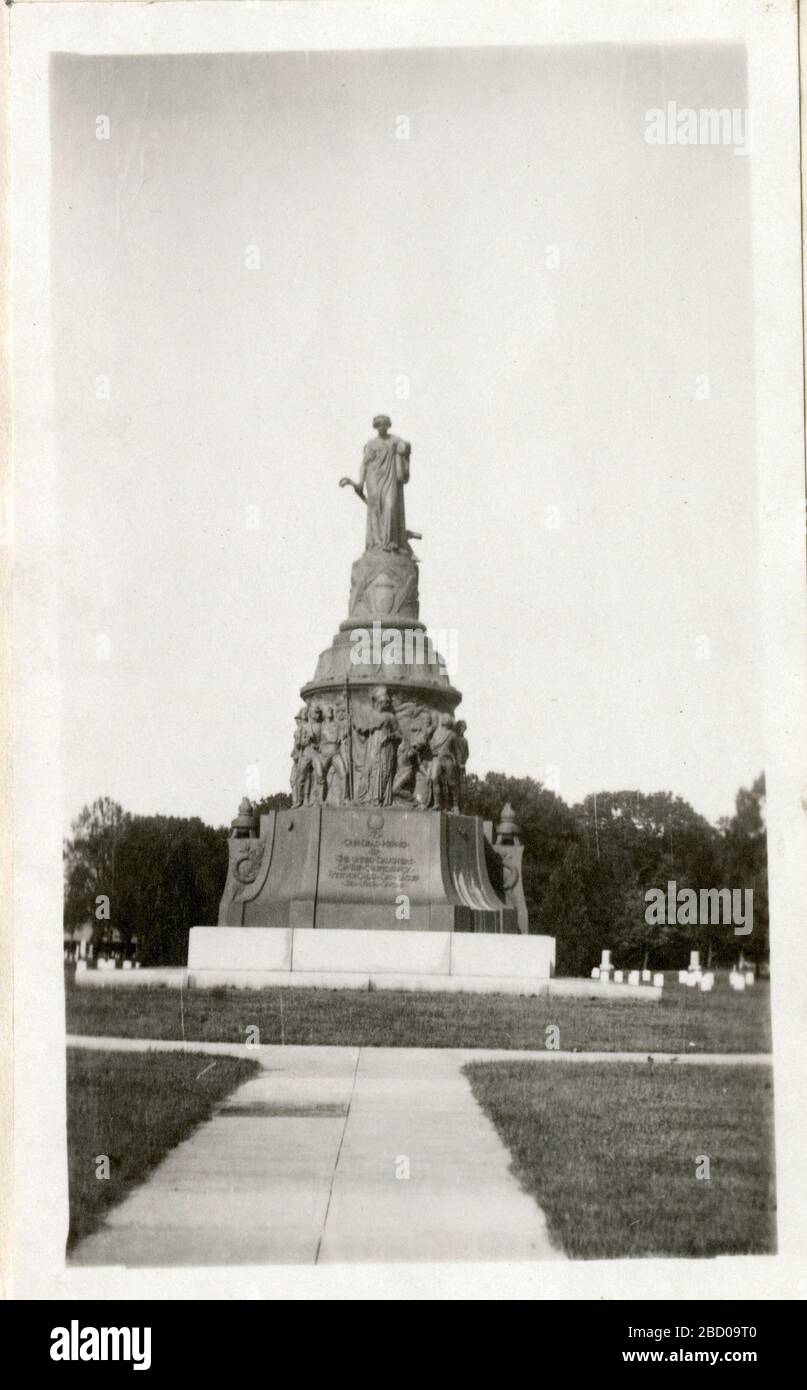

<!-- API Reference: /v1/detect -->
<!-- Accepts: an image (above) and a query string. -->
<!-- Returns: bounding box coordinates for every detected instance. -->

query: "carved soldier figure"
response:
[319,704,347,805]
[290,708,307,807]
[295,703,325,806]
[411,712,436,809]
[429,713,459,813]
[333,699,353,803]
[392,741,419,804]
[454,719,469,812]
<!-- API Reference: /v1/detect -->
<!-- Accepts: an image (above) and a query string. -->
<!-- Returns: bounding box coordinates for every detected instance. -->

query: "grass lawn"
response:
[465,1059,776,1259]
[65,971,771,1054]
[66,1048,260,1249]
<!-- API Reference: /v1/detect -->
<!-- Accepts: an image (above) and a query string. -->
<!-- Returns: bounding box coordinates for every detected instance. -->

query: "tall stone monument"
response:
[215,416,524,934]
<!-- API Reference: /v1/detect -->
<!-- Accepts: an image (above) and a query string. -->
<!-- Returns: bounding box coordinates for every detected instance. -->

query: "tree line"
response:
[64,776,768,973]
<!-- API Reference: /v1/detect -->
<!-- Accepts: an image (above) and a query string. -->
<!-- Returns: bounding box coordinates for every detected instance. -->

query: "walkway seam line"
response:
[314,1046,361,1264]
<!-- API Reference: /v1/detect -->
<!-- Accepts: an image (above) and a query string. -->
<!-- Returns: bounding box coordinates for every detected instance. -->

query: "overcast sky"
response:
[50,44,760,831]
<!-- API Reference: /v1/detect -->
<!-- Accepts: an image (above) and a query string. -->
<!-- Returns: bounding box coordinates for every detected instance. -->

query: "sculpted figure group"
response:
[291,687,468,812]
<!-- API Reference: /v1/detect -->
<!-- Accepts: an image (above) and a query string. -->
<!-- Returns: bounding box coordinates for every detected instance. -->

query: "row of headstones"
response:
[76,959,141,972]
[592,949,756,993]
[679,950,756,992]
[678,951,715,992]
[726,968,756,992]
[592,950,664,988]
[675,965,755,992]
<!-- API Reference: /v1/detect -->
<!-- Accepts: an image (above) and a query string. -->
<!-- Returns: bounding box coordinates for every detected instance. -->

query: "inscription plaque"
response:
[326,832,420,891]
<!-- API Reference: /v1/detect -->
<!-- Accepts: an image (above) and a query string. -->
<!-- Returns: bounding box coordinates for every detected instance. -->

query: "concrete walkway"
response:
[68,1036,773,1066]
[69,1043,568,1266]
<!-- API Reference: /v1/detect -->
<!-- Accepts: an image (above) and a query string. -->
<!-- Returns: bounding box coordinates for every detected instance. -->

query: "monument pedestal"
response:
[188,925,555,988]
[191,415,557,979]
[219,805,518,934]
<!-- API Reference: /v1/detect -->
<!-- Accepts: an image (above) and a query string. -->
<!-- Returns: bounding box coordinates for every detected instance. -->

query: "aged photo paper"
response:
[4,0,807,1304]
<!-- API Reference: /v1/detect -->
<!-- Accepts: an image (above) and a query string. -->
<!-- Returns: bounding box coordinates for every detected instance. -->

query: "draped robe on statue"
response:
[361,712,400,806]
[360,434,411,552]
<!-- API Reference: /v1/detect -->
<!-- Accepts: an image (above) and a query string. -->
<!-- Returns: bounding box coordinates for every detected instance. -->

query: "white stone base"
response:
[187,926,556,983]
[74,964,661,1000]
[69,928,658,1000]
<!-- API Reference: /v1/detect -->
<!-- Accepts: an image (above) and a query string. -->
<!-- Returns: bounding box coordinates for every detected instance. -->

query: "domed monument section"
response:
[189,416,555,988]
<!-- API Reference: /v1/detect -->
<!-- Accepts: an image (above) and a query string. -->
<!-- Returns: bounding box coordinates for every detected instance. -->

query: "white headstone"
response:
[628,969,640,986]
[591,967,600,979]
[641,968,651,982]
[614,969,624,983]
[745,970,755,986]
[689,950,701,972]
[678,970,688,984]
[653,972,665,988]
[600,949,612,970]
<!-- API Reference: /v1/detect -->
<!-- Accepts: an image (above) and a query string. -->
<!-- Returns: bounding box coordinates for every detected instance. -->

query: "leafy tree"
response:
[63,797,130,940]
[538,842,593,974]
[252,792,292,817]
[463,772,579,925]
[64,804,227,964]
[116,816,228,965]
[717,773,768,965]
[572,790,724,970]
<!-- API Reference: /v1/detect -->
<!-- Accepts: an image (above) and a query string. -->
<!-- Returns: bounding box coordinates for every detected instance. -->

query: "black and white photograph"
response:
[4,0,807,1318]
